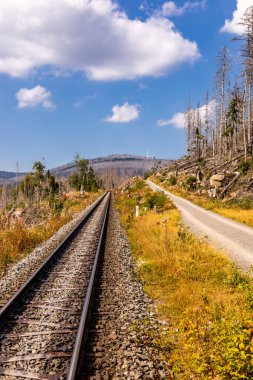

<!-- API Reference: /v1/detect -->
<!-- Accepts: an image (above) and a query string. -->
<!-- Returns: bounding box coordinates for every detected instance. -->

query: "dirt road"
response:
[147,180,253,270]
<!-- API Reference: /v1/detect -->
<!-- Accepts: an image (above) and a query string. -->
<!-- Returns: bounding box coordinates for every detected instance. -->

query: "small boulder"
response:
[211,174,225,182]
[210,174,225,188]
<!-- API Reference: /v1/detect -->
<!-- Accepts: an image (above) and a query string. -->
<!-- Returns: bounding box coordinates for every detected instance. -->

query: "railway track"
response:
[0,192,110,380]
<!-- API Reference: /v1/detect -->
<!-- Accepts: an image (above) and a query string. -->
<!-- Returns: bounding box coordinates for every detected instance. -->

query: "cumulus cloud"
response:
[0,0,200,80]
[16,86,55,109]
[159,1,206,17]
[105,102,140,123]
[157,112,185,128]
[221,0,252,34]
[198,100,216,118]
[157,100,216,128]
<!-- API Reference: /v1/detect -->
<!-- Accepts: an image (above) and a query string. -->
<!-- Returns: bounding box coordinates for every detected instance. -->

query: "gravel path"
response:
[82,198,169,379]
[147,180,253,271]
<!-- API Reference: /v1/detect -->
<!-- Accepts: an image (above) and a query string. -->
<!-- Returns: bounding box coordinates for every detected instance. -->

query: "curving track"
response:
[0,192,110,380]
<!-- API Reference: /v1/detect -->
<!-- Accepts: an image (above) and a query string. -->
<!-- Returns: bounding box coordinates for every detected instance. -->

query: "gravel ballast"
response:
[82,198,169,379]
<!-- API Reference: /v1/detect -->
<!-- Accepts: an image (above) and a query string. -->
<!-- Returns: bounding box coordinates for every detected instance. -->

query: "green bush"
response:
[144,171,153,180]
[131,179,145,191]
[5,203,14,211]
[184,176,197,191]
[144,191,168,210]
[239,160,250,175]
[48,196,64,216]
[168,175,177,186]
[197,157,205,167]
[17,201,26,209]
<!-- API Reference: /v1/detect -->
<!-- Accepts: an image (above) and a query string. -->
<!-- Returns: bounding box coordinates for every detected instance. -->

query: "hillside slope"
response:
[0,155,169,187]
[52,154,168,186]
[156,155,253,200]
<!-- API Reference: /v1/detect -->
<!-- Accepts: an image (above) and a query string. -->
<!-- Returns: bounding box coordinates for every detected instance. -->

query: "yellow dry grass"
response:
[212,208,253,227]
[0,193,100,275]
[116,184,253,379]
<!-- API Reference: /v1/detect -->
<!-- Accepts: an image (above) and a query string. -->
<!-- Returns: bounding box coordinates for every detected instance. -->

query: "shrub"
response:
[5,203,14,211]
[238,160,250,175]
[131,179,145,191]
[17,201,26,209]
[144,171,153,180]
[144,191,168,210]
[197,157,205,167]
[168,175,177,186]
[204,169,212,179]
[48,196,64,216]
[184,176,197,191]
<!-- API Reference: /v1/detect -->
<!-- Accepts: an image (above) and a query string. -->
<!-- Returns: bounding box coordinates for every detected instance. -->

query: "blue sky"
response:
[0,0,246,171]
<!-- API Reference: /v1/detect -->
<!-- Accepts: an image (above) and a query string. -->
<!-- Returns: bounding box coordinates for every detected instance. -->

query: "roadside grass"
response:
[151,176,253,228]
[0,192,100,275]
[115,180,253,379]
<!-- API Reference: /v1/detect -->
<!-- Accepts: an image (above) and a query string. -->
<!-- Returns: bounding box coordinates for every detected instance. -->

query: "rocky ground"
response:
[157,154,253,200]
[82,198,169,379]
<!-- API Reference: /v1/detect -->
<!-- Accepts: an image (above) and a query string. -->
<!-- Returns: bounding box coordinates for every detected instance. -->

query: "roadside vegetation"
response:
[116,178,253,379]
[0,156,101,275]
[151,175,253,228]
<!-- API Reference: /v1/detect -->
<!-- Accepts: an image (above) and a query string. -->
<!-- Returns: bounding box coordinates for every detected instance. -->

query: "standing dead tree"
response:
[184,6,253,164]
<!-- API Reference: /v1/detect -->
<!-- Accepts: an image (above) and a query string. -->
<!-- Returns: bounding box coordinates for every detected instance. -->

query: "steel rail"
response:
[67,192,110,379]
[0,192,108,330]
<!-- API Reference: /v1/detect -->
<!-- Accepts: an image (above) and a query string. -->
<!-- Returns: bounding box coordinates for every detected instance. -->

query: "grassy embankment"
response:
[0,192,101,275]
[115,179,253,379]
[151,175,253,228]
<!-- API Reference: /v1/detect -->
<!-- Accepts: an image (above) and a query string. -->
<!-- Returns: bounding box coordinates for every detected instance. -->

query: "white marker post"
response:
[136,205,139,218]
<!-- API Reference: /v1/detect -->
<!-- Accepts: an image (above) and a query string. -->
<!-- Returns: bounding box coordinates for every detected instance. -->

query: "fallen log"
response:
[219,172,240,198]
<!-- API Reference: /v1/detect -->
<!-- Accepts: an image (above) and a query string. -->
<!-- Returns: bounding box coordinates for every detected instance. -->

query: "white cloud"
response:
[198,100,216,119]
[0,0,200,80]
[157,100,216,128]
[157,112,185,128]
[105,102,140,123]
[221,0,252,34]
[160,1,206,17]
[16,85,55,109]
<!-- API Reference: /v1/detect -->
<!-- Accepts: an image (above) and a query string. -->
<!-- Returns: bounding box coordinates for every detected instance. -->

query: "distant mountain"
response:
[0,154,170,187]
[51,154,170,187]
[0,171,27,182]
